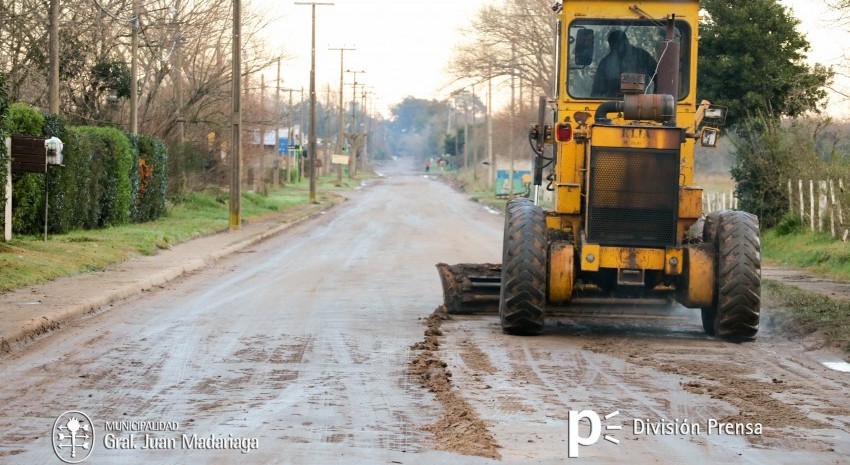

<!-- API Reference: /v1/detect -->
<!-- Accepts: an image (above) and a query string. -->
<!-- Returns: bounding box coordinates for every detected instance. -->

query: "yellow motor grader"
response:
[438,0,760,341]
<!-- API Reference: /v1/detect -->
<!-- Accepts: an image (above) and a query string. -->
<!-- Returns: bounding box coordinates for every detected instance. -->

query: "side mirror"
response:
[700,127,720,148]
[574,29,594,66]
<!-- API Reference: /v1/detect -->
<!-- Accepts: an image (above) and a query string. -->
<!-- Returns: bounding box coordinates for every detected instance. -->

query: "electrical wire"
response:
[92,0,135,23]
[646,39,671,94]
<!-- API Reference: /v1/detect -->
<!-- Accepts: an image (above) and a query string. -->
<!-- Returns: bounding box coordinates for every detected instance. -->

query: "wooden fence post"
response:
[798,179,804,222]
[809,180,816,232]
[787,179,793,213]
[819,181,828,233]
[829,180,837,238]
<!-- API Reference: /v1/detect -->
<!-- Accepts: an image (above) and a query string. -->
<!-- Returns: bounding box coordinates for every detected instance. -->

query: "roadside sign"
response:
[332,155,349,165]
[495,170,532,197]
[278,137,288,155]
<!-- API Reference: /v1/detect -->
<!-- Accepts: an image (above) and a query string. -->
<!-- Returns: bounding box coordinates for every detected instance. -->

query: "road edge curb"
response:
[1,198,342,353]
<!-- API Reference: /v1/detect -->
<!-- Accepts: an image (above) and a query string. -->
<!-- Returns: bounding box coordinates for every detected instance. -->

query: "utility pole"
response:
[299,87,305,145]
[230,0,242,229]
[345,69,365,178]
[454,107,459,168]
[48,0,59,114]
[298,86,305,183]
[360,88,368,172]
[295,1,334,203]
[242,54,249,192]
[487,62,494,189]
[471,85,477,180]
[324,84,332,173]
[509,42,516,197]
[130,0,140,135]
[173,0,185,193]
[174,0,184,145]
[259,74,267,195]
[274,58,281,188]
[463,90,469,171]
[282,87,296,186]
[329,46,355,183]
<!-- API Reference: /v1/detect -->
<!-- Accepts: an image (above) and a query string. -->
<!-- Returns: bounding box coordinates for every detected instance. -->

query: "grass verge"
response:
[762,228,850,281]
[764,280,850,354]
[0,175,366,293]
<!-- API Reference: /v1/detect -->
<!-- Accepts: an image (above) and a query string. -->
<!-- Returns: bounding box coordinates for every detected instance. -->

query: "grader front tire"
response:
[707,211,761,341]
[499,199,547,335]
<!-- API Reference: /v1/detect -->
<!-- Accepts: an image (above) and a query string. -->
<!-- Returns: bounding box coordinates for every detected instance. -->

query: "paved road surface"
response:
[1,159,848,464]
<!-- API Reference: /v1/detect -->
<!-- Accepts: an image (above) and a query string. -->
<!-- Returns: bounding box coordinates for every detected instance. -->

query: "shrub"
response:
[773,213,804,237]
[131,134,168,222]
[4,102,44,135]
[730,116,791,228]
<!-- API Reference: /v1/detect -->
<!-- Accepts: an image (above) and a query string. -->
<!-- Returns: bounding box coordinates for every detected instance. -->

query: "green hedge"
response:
[2,102,167,235]
[76,126,134,227]
[5,103,46,234]
[45,116,93,233]
[131,134,168,222]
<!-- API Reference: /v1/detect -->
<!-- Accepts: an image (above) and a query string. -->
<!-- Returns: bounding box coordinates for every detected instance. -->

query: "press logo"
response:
[567,409,620,458]
[52,411,95,463]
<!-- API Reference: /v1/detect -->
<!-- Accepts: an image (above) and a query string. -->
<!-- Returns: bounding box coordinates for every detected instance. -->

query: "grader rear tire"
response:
[709,211,761,341]
[700,210,724,336]
[499,198,547,335]
[700,307,717,336]
[703,210,723,245]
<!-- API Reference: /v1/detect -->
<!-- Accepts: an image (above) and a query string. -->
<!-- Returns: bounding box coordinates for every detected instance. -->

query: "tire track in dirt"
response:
[408,306,501,459]
[581,336,838,436]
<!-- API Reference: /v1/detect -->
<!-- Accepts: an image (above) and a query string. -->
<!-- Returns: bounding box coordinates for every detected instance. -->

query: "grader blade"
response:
[436,263,501,314]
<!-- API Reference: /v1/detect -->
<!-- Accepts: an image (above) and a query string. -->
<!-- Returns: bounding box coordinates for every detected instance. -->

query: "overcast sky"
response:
[249,0,850,119]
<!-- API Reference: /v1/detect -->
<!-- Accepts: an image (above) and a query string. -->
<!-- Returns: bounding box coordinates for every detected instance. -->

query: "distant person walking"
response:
[425,160,431,173]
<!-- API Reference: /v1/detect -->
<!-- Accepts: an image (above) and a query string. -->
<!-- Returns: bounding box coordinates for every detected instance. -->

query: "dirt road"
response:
[2,159,848,464]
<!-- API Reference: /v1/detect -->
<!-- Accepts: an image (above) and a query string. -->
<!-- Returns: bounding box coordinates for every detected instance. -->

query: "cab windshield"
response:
[567,20,691,100]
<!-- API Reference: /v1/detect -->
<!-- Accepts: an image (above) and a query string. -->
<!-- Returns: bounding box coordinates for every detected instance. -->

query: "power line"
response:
[92,0,135,23]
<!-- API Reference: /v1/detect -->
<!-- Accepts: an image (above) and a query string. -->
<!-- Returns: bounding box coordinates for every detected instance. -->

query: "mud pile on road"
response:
[409,305,500,459]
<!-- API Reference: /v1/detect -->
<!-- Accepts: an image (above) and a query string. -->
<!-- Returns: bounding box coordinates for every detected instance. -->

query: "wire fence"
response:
[703,190,738,214]
[787,179,849,241]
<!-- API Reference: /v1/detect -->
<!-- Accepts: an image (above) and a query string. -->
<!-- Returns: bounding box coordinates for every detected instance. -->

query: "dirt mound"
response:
[409,305,500,459]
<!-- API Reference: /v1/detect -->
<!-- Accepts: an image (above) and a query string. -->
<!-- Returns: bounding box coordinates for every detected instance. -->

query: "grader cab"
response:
[438,0,760,341]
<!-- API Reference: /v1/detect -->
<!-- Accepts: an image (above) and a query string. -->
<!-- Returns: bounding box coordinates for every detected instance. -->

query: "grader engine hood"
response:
[585,125,684,248]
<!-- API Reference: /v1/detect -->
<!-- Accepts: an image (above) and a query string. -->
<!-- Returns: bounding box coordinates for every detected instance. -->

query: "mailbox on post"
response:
[45,137,64,166]
[4,135,64,241]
